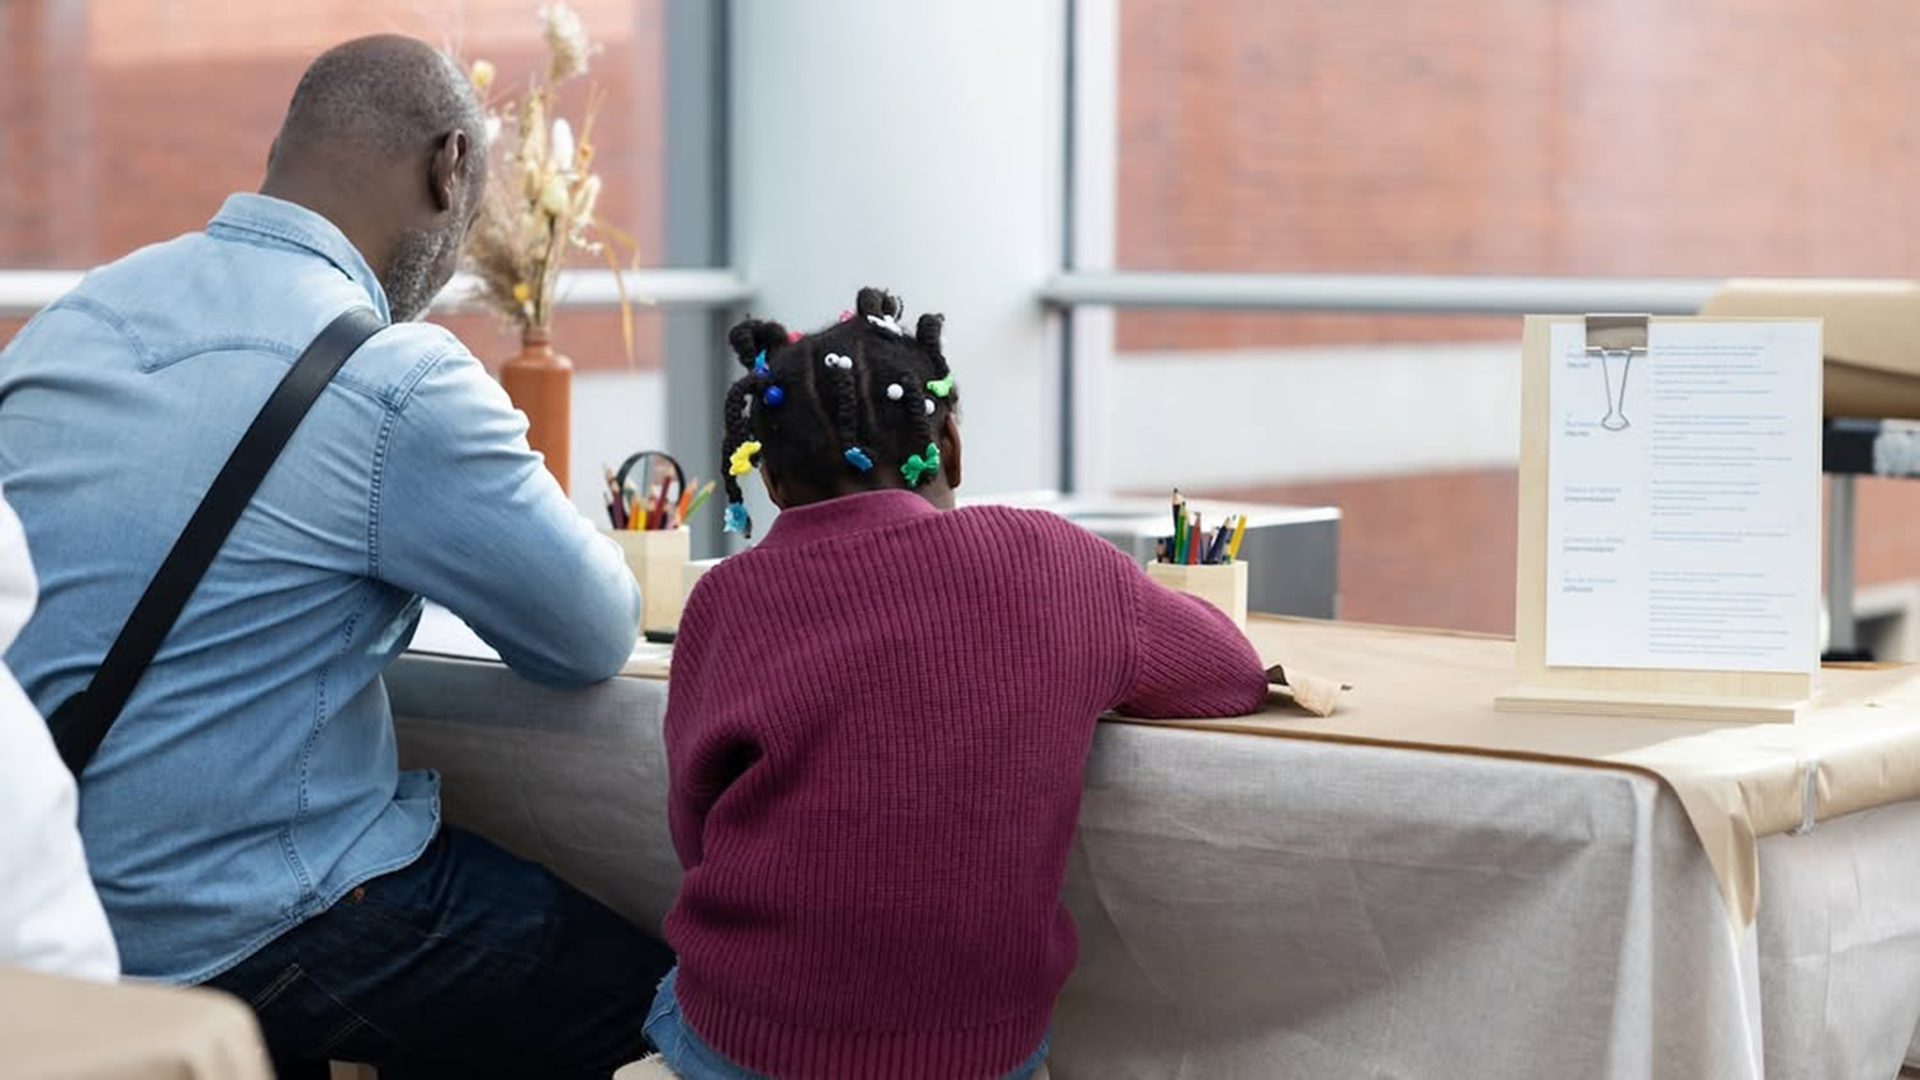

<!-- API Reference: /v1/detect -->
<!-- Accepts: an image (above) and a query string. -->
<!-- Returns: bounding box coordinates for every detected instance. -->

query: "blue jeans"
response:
[644,968,1051,1080]
[204,826,674,1080]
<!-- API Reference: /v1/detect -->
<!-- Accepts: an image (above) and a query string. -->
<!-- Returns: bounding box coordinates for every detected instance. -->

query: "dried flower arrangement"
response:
[462,2,636,356]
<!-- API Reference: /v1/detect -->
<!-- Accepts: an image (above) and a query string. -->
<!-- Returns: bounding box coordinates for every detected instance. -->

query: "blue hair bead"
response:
[752,350,769,377]
[762,384,785,407]
[723,502,751,536]
[844,447,874,473]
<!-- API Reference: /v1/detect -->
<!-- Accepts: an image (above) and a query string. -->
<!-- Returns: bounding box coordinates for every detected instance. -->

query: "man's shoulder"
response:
[350,321,484,411]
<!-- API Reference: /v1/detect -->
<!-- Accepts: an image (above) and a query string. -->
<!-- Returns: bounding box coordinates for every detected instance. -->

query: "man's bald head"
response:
[271,35,484,178]
[264,35,489,321]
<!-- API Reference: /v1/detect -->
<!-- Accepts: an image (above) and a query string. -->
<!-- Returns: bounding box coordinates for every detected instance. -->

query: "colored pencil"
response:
[1227,514,1249,561]
[682,480,717,523]
[651,475,673,529]
[1171,490,1186,563]
[1205,517,1232,564]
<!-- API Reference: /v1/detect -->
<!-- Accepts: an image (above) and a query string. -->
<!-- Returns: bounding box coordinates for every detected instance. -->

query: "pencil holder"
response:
[605,528,691,633]
[1146,560,1250,630]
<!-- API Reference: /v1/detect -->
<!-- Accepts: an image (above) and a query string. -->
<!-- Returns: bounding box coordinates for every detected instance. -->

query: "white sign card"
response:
[1544,320,1821,674]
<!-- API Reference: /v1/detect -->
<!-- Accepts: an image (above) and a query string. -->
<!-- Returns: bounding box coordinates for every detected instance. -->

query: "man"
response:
[0,488,119,983]
[0,35,670,1078]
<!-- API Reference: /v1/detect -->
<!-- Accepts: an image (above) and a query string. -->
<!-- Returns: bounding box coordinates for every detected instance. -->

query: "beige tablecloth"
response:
[390,618,1920,1079]
[0,964,271,1080]
[1138,617,1920,926]
[411,606,1920,927]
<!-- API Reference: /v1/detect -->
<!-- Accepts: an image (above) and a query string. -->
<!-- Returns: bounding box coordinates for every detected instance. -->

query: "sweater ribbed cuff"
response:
[677,970,1052,1080]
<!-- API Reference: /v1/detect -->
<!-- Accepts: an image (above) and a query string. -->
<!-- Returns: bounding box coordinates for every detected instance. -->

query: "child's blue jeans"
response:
[643,968,1052,1080]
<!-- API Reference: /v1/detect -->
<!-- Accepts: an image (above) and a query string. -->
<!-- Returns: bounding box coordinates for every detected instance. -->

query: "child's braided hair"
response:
[719,287,956,537]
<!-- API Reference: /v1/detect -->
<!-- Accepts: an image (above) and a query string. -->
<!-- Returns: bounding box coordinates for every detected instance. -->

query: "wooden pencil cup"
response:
[1147,560,1250,629]
[606,528,691,633]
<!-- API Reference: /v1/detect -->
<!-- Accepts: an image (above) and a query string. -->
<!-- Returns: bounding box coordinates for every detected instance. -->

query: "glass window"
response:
[0,0,670,375]
[1105,2,1920,632]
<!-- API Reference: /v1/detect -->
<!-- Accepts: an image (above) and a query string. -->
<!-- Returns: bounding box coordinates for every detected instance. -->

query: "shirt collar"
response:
[206,193,392,322]
[755,489,942,552]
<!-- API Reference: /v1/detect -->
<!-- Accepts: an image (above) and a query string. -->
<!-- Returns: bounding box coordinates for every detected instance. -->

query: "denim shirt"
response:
[0,194,642,984]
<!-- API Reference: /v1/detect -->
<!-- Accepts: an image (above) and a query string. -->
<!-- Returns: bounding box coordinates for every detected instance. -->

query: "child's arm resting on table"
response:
[1113,566,1270,719]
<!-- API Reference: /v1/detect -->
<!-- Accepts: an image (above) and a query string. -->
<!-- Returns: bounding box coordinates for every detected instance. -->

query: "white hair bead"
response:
[823,352,853,371]
[886,383,904,401]
[924,398,936,416]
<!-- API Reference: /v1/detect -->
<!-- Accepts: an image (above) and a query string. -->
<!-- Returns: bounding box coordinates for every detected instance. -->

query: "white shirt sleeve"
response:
[0,490,119,981]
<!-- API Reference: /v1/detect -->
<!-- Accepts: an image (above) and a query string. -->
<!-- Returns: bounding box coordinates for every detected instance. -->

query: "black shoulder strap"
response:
[49,307,385,776]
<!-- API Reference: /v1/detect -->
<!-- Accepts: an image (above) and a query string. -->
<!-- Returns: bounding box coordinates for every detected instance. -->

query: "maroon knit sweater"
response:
[662,490,1269,1079]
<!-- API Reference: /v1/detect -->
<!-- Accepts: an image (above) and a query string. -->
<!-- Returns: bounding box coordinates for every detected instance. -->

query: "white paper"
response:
[1545,320,1821,673]
[407,602,671,674]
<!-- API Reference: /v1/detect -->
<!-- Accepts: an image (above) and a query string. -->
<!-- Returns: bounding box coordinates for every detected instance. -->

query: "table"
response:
[391,644,1920,1079]
[0,964,272,1079]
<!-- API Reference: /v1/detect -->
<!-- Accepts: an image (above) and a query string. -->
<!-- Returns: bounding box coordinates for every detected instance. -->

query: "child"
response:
[647,288,1270,1079]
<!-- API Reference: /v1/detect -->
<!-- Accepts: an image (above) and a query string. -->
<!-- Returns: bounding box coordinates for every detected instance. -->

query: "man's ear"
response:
[429,130,467,214]
[939,411,963,492]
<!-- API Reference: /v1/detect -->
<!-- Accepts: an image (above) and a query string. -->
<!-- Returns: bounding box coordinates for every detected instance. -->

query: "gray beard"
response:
[383,224,458,322]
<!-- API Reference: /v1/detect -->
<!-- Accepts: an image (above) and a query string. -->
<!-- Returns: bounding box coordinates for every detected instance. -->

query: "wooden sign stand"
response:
[1495,315,1817,724]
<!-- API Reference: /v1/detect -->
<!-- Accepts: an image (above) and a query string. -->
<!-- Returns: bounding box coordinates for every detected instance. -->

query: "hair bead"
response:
[723,502,752,536]
[763,385,785,407]
[901,442,942,487]
[886,383,905,401]
[728,440,762,477]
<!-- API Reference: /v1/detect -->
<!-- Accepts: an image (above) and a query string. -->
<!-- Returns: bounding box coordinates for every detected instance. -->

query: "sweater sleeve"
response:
[1113,563,1271,719]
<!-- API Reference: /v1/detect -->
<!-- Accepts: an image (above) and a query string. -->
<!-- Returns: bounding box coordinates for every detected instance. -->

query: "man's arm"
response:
[374,345,640,687]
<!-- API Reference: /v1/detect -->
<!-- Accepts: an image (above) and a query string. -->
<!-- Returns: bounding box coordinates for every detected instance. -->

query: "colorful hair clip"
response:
[867,313,905,336]
[723,502,751,536]
[762,385,785,407]
[926,376,955,398]
[786,330,803,343]
[924,398,936,417]
[844,446,875,472]
[885,382,905,401]
[823,352,854,371]
[752,350,769,377]
[900,441,942,487]
[728,440,763,477]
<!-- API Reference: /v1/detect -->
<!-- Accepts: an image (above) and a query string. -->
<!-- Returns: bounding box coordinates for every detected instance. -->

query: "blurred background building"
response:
[5,0,1919,644]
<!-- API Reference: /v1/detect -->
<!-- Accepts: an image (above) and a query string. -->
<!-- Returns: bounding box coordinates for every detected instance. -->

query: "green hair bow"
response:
[901,442,942,487]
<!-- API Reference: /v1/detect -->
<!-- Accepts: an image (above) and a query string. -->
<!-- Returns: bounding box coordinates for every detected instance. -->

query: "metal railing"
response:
[1040,270,1721,315]
[0,268,753,320]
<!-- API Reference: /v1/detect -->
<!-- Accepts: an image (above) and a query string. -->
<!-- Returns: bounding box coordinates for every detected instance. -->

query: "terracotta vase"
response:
[499,328,572,494]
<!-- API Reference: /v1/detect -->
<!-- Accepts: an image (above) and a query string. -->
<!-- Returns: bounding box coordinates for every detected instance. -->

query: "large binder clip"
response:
[1586,313,1649,432]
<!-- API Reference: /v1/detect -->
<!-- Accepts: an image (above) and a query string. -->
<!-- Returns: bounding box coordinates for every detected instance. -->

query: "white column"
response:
[731,0,1066,497]
[1066,0,1118,495]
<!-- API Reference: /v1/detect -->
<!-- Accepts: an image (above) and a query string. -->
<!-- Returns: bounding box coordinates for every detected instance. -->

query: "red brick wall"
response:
[0,0,665,371]
[1116,0,1920,351]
